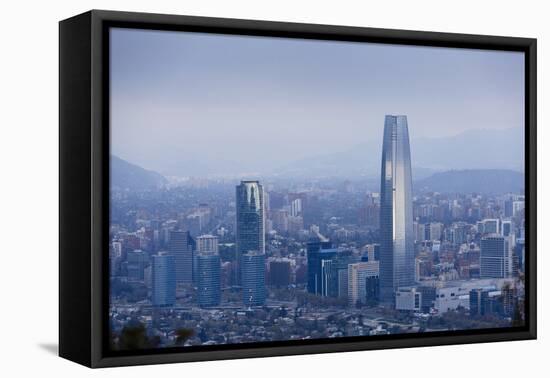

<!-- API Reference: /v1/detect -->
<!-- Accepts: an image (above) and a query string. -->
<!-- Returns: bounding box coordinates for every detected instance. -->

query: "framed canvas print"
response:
[59,10,536,368]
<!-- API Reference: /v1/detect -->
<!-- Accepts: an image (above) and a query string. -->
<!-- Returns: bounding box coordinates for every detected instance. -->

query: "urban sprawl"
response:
[109,116,526,350]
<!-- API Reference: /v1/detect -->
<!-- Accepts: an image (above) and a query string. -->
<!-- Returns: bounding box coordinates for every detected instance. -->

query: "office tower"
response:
[126,250,148,282]
[415,222,426,242]
[482,219,500,235]
[501,219,513,237]
[395,287,422,311]
[504,199,514,217]
[290,198,302,217]
[195,234,219,287]
[197,251,221,307]
[450,222,469,246]
[236,181,265,284]
[417,286,436,312]
[151,252,176,307]
[379,115,415,303]
[470,289,504,316]
[470,288,490,316]
[271,209,289,233]
[196,234,219,253]
[427,222,443,241]
[363,244,380,262]
[329,250,359,298]
[241,251,266,306]
[168,230,195,284]
[306,238,337,296]
[338,269,349,299]
[480,235,507,278]
[348,261,380,306]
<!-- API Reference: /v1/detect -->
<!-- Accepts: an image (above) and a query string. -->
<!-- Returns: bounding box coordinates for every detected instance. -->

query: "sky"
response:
[110,27,525,177]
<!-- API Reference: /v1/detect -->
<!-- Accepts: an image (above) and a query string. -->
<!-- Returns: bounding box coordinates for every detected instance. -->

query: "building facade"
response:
[151,252,176,307]
[348,261,380,306]
[241,250,266,306]
[169,230,195,284]
[236,181,265,285]
[197,251,221,307]
[379,115,415,303]
[306,238,337,296]
[480,235,507,278]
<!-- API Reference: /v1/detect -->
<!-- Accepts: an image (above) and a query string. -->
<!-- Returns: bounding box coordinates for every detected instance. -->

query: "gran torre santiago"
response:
[379,115,416,304]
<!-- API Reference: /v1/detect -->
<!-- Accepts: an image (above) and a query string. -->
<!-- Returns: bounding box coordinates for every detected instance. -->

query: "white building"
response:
[395,287,421,311]
[348,261,379,306]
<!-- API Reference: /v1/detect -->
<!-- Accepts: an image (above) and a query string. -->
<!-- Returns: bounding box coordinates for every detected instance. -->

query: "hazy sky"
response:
[110,27,524,176]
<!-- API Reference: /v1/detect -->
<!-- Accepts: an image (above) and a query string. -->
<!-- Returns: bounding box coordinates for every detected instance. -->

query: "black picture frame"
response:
[59,9,537,368]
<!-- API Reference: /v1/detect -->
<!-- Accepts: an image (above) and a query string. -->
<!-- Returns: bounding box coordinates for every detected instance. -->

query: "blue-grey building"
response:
[126,249,148,282]
[169,230,195,284]
[241,250,266,306]
[151,252,176,307]
[197,251,221,307]
[236,181,265,285]
[480,235,507,278]
[306,238,337,296]
[379,115,415,304]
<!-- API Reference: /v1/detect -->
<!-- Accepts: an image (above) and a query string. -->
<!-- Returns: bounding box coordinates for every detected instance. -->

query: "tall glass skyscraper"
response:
[169,230,195,284]
[235,181,265,285]
[197,251,221,307]
[151,252,176,307]
[196,234,221,307]
[241,250,266,306]
[379,115,415,304]
[306,238,336,296]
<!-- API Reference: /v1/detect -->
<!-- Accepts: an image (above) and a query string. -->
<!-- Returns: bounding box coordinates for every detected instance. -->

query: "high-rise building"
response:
[347,261,380,306]
[196,234,219,253]
[197,251,221,307]
[470,288,490,316]
[241,250,266,306]
[501,219,513,236]
[236,181,265,284]
[306,238,337,296]
[395,287,422,311]
[126,250,148,282]
[379,115,415,303]
[363,244,380,262]
[169,230,195,284]
[195,234,219,286]
[151,252,176,307]
[427,222,443,241]
[480,235,507,278]
[482,219,500,235]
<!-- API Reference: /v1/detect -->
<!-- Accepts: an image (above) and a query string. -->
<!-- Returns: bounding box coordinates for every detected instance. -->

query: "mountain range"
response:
[414,169,524,194]
[111,155,523,194]
[273,127,524,179]
[111,155,167,190]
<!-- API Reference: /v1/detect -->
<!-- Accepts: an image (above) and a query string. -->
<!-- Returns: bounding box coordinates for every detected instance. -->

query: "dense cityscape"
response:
[108,116,526,351]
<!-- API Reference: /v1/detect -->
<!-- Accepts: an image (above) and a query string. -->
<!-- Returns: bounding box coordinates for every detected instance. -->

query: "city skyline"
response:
[108,28,526,351]
[109,114,526,350]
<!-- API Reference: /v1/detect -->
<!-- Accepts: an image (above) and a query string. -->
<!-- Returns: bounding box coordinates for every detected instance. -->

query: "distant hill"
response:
[111,155,167,190]
[272,127,524,180]
[414,169,524,194]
